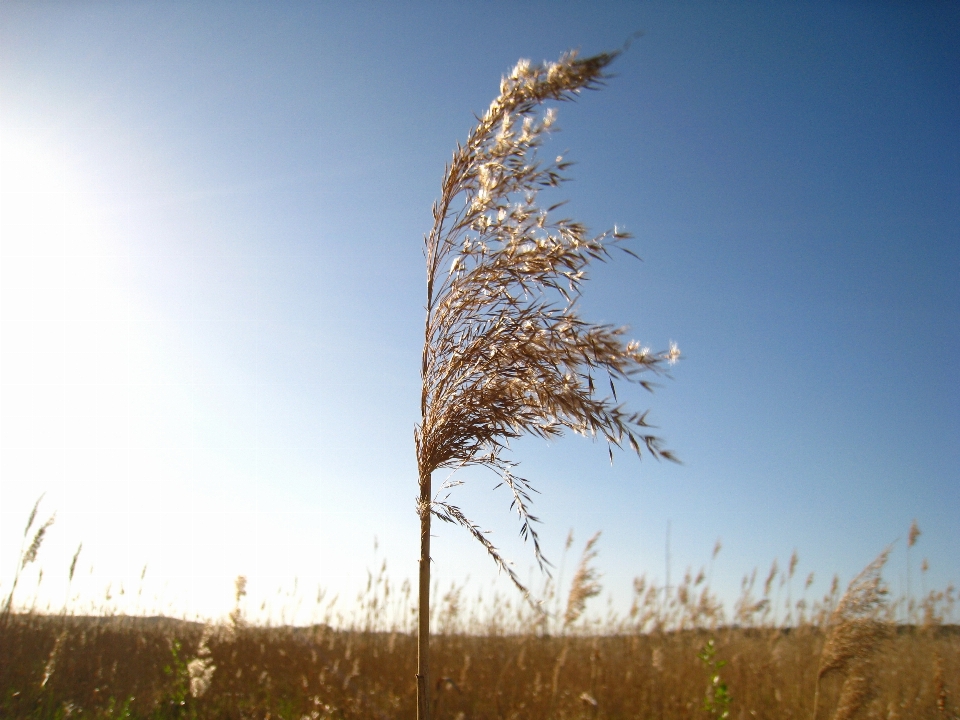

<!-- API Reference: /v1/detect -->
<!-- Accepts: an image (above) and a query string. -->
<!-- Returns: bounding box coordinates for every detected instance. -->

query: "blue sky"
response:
[1,2,957,623]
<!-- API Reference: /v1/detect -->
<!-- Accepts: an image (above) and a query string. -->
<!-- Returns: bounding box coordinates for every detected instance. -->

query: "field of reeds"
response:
[2,531,957,720]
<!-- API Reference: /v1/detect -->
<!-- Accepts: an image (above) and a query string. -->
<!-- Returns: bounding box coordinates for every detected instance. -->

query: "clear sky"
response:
[1,2,957,624]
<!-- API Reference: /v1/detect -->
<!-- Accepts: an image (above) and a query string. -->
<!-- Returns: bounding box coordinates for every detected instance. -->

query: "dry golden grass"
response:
[2,609,958,719]
[2,543,957,720]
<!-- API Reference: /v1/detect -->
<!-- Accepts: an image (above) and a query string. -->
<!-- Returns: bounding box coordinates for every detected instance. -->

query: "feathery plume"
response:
[812,549,892,720]
[908,520,921,548]
[24,493,44,537]
[417,48,679,598]
[415,46,677,720]
[2,497,56,624]
[832,673,871,720]
[22,514,55,568]
[564,532,603,627]
[68,544,82,584]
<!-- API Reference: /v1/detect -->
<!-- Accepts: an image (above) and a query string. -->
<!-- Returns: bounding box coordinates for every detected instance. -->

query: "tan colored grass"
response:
[563,532,603,628]
[4,611,956,719]
[812,549,893,720]
[1,545,957,719]
[832,672,872,720]
[1,495,55,627]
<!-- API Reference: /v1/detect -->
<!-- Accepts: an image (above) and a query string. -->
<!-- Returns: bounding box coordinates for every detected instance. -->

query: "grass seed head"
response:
[419,48,679,600]
[23,514,55,568]
[908,519,921,548]
[564,532,602,628]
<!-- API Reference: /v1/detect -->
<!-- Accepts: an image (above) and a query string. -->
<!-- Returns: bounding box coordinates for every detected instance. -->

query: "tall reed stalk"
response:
[416,45,678,719]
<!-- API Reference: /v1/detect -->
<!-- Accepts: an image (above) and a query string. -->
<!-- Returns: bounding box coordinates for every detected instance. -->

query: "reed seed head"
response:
[908,519,921,548]
[818,549,892,680]
[418,48,678,600]
[564,532,602,627]
[23,514,55,568]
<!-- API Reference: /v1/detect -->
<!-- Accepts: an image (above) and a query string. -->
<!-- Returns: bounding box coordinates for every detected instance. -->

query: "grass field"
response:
[1,548,957,720]
[1,613,958,720]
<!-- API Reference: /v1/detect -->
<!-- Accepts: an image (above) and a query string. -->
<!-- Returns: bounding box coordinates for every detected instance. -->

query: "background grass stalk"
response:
[811,548,892,720]
[1,495,54,630]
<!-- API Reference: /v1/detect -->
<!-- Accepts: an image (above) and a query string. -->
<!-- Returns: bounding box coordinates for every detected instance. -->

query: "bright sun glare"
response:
[1,131,289,621]
[1,129,174,616]
[1,128,336,623]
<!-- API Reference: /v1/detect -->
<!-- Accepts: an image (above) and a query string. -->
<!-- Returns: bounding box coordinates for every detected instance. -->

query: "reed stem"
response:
[417,470,432,720]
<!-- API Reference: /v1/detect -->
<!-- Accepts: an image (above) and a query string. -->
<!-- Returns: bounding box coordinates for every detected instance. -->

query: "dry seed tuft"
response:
[812,549,893,720]
[418,48,678,600]
[68,544,82,584]
[22,514,55,569]
[2,496,56,625]
[908,519,921,548]
[817,550,891,679]
[564,532,603,628]
[832,672,872,720]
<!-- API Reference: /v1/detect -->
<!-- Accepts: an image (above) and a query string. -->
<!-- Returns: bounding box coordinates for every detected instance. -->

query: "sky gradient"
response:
[1,2,957,623]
